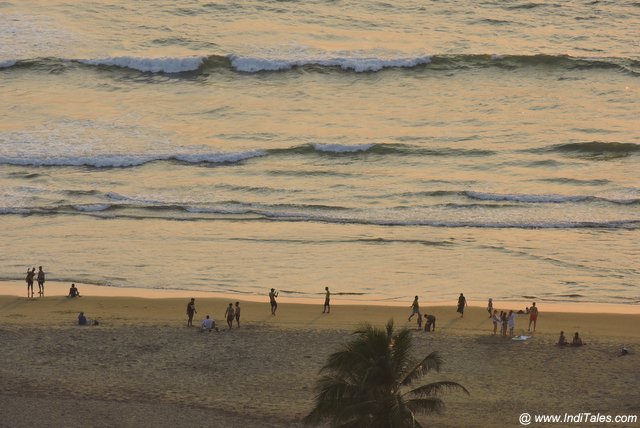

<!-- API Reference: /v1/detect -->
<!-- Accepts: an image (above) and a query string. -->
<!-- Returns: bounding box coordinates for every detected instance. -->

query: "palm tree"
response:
[303,320,468,427]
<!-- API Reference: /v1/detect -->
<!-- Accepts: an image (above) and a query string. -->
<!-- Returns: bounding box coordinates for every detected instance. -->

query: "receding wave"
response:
[1,53,638,75]
[463,191,639,205]
[1,201,638,230]
[549,141,640,156]
[0,150,267,168]
[0,143,494,168]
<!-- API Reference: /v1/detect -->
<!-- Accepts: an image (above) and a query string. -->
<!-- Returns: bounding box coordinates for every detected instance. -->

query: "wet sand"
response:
[0,283,638,427]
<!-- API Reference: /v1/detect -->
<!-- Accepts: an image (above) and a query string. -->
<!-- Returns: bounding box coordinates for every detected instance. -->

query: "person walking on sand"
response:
[186,298,197,327]
[408,296,421,321]
[234,301,241,327]
[25,267,36,298]
[269,288,278,315]
[487,298,493,318]
[225,303,235,329]
[528,302,538,332]
[322,286,331,314]
[37,266,45,296]
[456,293,467,317]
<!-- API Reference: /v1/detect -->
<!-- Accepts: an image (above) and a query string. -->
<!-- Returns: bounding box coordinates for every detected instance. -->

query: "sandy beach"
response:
[1,282,638,427]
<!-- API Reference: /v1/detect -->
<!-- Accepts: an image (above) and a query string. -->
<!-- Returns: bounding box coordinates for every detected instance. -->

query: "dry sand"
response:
[1,282,639,427]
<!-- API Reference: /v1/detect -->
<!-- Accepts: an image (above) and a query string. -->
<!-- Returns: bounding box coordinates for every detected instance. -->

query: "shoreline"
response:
[1,280,639,315]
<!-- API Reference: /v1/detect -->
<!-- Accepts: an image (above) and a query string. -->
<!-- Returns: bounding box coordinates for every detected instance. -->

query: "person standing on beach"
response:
[408,296,421,321]
[269,288,278,315]
[508,310,516,337]
[234,301,241,327]
[322,287,331,314]
[487,298,493,318]
[25,267,36,298]
[528,302,538,332]
[225,303,235,329]
[186,298,197,327]
[37,266,45,296]
[456,293,467,317]
[492,309,500,335]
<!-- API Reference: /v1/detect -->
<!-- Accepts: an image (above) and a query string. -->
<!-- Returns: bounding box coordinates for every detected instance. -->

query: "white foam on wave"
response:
[0,59,16,68]
[312,143,375,153]
[73,204,111,212]
[78,56,205,73]
[229,54,432,73]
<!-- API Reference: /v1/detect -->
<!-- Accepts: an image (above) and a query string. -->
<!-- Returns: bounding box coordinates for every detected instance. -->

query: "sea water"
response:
[0,0,638,304]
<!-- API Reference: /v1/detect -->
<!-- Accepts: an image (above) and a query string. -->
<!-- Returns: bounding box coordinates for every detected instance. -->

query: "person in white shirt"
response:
[201,315,218,332]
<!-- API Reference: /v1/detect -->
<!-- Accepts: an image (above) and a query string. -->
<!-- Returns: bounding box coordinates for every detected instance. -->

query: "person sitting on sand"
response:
[225,303,235,329]
[68,283,80,298]
[201,315,218,332]
[424,314,436,332]
[557,331,568,346]
[77,312,98,326]
[571,332,585,347]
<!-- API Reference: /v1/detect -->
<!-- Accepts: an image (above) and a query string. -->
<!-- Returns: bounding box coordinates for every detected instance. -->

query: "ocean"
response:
[1,0,638,305]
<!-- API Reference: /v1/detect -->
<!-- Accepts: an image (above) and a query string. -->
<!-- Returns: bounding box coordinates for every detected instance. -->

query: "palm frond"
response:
[400,351,442,387]
[390,328,413,382]
[405,381,470,398]
[405,397,445,415]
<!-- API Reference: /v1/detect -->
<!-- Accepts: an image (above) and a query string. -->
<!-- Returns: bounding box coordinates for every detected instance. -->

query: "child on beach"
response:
[234,302,241,327]
[225,303,235,329]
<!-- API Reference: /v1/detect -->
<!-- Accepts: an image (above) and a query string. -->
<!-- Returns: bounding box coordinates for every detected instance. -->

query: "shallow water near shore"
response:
[1,0,639,305]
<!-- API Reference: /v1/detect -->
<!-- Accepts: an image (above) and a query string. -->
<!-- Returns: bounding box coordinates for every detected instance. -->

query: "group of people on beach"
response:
[557,331,585,347]
[489,300,539,337]
[24,266,82,299]
[25,266,45,298]
[187,298,241,331]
